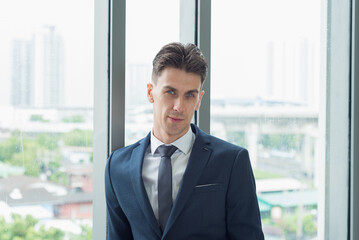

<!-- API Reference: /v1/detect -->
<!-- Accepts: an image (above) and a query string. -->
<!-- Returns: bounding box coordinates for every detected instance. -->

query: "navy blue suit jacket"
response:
[105,124,264,239]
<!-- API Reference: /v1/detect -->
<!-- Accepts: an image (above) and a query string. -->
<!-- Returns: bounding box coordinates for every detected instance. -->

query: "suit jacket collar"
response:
[163,124,213,237]
[130,132,162,238]
[130,124,213,238]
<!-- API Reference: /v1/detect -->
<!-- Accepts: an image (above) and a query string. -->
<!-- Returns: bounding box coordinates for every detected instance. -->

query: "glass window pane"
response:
[211,0,322,239]
[0,0,94,238]
[125,0,180,145]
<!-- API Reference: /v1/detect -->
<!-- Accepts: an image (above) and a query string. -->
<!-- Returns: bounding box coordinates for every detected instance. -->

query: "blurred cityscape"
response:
[0,102,319,240]
[0,26,93,239]
[0,21,320,240]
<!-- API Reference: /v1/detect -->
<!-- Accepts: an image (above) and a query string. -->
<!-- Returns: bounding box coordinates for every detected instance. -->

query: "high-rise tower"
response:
[41,26,65,108]
[11,39,35,107]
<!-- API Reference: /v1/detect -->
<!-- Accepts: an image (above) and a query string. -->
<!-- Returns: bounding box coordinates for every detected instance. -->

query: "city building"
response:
[11,26,64,108]
[11,39,35,107]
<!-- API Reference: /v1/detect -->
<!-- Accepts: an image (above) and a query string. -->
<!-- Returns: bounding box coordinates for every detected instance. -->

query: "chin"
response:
[166,124,188,136]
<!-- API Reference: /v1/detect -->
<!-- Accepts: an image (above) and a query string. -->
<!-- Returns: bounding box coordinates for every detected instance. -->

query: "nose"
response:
[173,97,184,112]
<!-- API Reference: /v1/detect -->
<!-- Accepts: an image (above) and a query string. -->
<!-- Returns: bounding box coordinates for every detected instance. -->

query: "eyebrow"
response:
[163,85,199,94]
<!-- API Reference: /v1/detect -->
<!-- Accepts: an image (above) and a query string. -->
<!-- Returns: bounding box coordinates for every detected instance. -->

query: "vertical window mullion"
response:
[109,0,126,152]
[93,0,126,239]
[180,0,196,44]
[350,0,359,238]
[93,0,110,238]
[324,0,351,238]
[197,0,211,133]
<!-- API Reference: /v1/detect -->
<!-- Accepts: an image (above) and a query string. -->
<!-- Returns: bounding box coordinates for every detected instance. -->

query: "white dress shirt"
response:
[142,127,195,221]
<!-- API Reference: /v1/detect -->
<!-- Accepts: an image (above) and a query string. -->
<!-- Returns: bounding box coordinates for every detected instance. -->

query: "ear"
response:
[195,90,205,111]
[147,83,154,103]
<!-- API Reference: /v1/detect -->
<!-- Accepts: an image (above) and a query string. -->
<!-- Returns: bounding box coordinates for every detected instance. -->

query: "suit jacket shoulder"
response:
[108,133,150,166]
[192,123,248,159]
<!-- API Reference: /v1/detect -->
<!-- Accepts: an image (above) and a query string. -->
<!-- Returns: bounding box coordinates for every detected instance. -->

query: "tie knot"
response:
[157,145,177,158]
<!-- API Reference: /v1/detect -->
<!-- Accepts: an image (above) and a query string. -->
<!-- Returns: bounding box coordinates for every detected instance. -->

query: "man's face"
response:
[147,67,204,144]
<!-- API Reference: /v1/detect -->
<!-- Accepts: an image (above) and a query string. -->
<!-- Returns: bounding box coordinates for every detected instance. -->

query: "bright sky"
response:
[0,0,321,107]
[211,0,321,103]
[0,0,94,107]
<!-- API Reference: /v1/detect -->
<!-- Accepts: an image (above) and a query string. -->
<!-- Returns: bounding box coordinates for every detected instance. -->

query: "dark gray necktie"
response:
[157,145,177,232]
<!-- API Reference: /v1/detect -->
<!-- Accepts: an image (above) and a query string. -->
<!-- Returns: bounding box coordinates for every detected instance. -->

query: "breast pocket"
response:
[193,183,226,230]
[194,183,224,192]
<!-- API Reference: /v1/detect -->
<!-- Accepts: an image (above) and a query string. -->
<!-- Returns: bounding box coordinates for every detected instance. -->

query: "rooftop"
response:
[258,189,317,210]
[0,175,92,206]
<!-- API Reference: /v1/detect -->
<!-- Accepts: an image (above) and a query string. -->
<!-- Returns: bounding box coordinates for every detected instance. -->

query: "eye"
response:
[186,93,195,98]
[166,90,175,95]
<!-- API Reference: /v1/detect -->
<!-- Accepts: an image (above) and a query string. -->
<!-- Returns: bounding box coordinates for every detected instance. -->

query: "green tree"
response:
[0,214,64,240]
[36,133,59,151]
[61,129,93,147]
[279,213,297,235]
[8,139,40,177]
[0,216,11,240]
[30,114,50,122]
[9,214,37,239]
[260,134,303,151]
[49,171,69,185]
[0,134,22,162]
[253,169,284,179]
[303,214,317,235]
[277,210,317,239]
[0,129,92,182]
[0,131,62,178]
[226,131,246,147]
[69,225,93,240]
[62,115,85,123]
[37,226,65,240]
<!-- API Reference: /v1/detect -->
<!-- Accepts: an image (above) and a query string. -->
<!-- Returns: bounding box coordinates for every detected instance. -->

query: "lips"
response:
[168,116,184,122]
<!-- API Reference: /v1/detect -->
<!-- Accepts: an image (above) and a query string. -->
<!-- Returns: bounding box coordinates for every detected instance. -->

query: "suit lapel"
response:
[130,133,162,238]
[163,125,213,236]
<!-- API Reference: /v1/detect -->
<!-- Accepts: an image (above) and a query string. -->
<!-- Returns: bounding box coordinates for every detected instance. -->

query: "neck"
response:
[152,126,190,144]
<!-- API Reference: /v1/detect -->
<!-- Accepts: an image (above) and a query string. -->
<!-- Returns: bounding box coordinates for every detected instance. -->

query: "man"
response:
[105,42,264,239]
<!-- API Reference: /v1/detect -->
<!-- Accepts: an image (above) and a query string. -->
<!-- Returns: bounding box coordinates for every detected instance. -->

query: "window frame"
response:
[93,0,111,239]
[323,0,352,238]
[350,0,359,239]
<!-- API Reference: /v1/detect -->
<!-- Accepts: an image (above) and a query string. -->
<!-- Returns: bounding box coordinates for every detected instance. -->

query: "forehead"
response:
[156,67,202,90]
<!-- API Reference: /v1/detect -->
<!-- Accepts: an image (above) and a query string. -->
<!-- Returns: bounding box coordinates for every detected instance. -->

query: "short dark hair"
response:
[152,42,208,86]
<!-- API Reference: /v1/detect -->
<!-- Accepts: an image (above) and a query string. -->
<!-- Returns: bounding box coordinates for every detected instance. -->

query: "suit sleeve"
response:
[226,148,265,240]
[105,152,134,240]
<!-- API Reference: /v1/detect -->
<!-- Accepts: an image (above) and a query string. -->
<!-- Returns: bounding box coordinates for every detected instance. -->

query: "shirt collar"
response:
[150,127,195,155]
